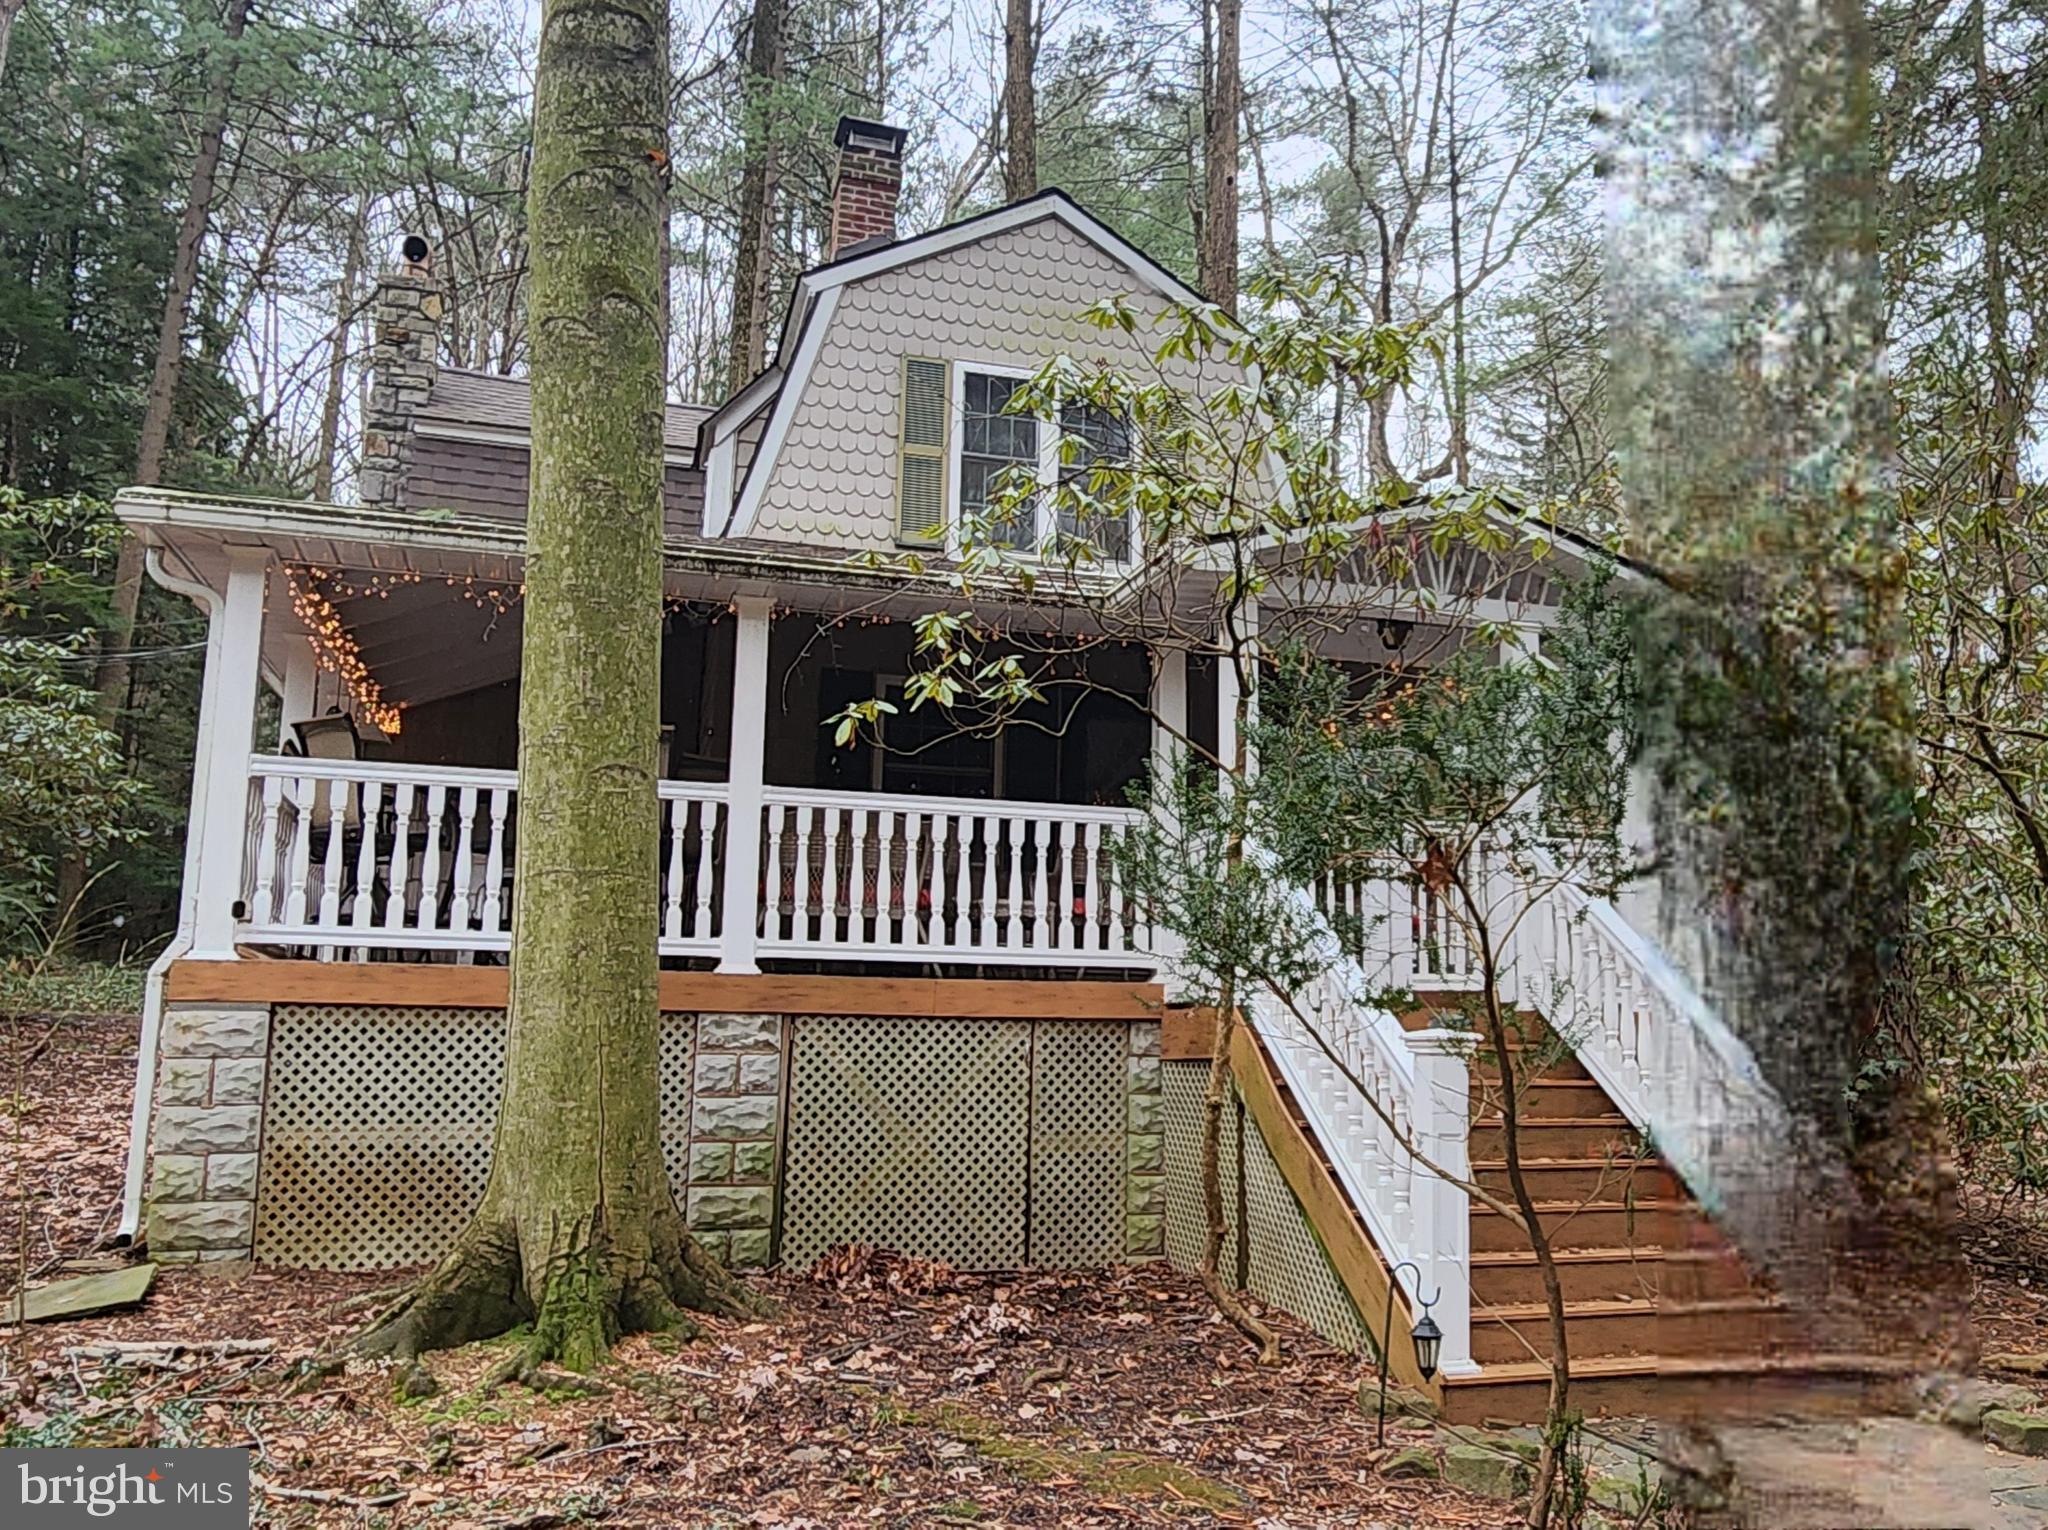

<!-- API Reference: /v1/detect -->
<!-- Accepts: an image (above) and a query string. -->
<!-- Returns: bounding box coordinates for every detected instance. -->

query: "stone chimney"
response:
[827,116,908,260]
[359,235,440,509]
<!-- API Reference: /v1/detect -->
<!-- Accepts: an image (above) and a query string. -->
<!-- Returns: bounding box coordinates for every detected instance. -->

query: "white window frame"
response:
[945,361,1136,568]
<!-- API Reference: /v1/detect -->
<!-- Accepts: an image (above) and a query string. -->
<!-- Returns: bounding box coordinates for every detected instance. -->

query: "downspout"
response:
[115,546,225,1243]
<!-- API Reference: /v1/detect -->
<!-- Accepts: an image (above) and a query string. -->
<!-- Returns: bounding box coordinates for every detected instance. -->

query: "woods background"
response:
[0,0,2040,1198]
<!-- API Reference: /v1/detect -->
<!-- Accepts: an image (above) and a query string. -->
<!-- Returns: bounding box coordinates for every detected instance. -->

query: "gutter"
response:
[115,546,223,1243]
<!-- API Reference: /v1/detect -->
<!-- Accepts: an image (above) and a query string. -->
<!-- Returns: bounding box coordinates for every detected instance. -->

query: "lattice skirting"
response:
[778,1016,1130,1270]
[254,1005,696,1269]
[246,1005,1142,1273]
[1160,1058,1367,1353]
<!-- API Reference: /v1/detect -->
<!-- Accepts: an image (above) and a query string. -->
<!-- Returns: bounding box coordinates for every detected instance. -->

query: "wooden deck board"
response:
[166,959,1165,1019]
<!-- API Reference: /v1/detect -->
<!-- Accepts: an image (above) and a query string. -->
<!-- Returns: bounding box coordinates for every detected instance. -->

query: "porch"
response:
[235,758,1157,973]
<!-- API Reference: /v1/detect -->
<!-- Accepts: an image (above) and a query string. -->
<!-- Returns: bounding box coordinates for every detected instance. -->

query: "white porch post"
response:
[1404,1027,1478,1376]
[718,595,772,973]
[1148,646,1188,988]
[276,622,316,750]
[189,546,271,959]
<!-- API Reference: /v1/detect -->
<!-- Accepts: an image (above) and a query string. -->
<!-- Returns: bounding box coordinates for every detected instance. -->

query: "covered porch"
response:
[130,491,1211,978]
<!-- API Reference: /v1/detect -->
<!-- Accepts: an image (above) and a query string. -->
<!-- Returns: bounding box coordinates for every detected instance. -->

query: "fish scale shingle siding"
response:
[750,216,1208,550]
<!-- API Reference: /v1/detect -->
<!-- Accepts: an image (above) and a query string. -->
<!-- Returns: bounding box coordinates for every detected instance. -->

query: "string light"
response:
[283,565,406,736]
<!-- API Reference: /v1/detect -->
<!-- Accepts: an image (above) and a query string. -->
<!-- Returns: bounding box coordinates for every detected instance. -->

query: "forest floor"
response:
[4,1010,2046,1529]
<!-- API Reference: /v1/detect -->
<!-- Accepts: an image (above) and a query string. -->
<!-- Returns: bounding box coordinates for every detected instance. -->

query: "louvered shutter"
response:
[896,357,949,545]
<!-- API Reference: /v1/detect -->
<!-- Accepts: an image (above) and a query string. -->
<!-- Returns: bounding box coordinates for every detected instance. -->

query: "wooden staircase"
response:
[1431,1006,1823,1423]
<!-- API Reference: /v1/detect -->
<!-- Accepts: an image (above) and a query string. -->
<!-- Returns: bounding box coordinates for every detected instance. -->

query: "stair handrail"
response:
[1515,843,1792,1226]
[1233,846,1476,1374]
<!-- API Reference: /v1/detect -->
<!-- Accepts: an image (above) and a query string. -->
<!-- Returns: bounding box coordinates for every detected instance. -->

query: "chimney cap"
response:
[833,116,907,158]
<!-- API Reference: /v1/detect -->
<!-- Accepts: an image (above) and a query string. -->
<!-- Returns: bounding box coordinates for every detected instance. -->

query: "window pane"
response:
[958,370,1040,549]
[1056,401,1132,559]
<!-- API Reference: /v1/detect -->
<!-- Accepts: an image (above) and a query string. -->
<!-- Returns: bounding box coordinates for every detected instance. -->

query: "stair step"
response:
[1469,1246,1665,1305]
[1661,1244,1769,1304]
[1468,1296,1790,1365]
[1469,1199,1688,1253]
[1472,1157,1678,1201]
[1469,1079,1616,1119]
[1471,1117,1638,1158]
[1472,1053,1593,1084]
[1439,1351,1917,1426]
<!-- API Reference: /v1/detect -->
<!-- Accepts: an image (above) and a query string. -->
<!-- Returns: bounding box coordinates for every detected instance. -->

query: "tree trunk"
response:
[50,0,255,954]
[1002,0,1037,201]
[0,0,25,92]
[1198,624,1279,1363]
[312,204,365,504]
[1199,0,1241,310]
[357,0,753,1375]
[726,0,786,388]
[1466,871,1569,1530]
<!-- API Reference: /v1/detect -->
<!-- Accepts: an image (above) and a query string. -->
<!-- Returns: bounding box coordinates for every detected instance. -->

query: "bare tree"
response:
[728,0,788,386]
[1200,0,1242,307]
[1002,0,1038,199]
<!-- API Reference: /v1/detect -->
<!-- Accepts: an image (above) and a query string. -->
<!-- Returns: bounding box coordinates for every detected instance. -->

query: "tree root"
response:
[349,1203,761,1378]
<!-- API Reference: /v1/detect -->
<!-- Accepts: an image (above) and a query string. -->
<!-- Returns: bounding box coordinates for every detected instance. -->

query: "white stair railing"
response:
[1237,862,1478,1377]
[1515,844,1792,1227]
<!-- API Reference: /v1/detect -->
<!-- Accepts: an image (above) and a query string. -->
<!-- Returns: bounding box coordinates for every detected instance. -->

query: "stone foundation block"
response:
[156,1105,260,1155]
[727,1228,773,1268]
[1128,1176,1164,1218]
[206,1153,259,1200]
[158,1058,212,1107]
[148,1200,254,1252]
[210,1057,267,1106]
[1126,1213,1164,1257]
[699,1014,779,1052]
[732,1141,776,1182]
[151,1154,205,1202]
[688,1185,773,1231]
[688,1143,734,1183]
[160,1006,269,1058]
[694,1052,738,1094]
[1128,1091,1162,1134]
[736,1053,779,1094]
[693,1094,774,1140]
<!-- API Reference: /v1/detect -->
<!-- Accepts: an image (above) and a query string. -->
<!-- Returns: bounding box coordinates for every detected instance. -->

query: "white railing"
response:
[1315,861,1484,991]
[1241,865,1477,1376]
[241,756,728,957]
[757,787,1151,966]
[1515,844,1790,1227]
[236,757,1151,971]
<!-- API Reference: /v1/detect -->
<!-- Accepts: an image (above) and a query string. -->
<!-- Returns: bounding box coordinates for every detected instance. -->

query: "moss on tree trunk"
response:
[357,0,755,1375]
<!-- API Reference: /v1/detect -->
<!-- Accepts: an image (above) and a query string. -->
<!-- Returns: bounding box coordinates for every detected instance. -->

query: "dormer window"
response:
[902,360,1133,564]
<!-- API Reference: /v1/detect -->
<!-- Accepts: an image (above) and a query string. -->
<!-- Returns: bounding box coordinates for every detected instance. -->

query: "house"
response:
[112,117,1796,1421]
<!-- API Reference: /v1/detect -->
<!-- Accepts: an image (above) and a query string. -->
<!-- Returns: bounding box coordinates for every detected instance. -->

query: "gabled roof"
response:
[697,188,1201,458]
[771,188,1205,371]
[420,367,713,459]
[711,189,1204,540]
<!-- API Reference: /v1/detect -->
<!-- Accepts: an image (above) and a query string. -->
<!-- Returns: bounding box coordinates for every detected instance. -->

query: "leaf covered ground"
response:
[3,1012,1518,1528]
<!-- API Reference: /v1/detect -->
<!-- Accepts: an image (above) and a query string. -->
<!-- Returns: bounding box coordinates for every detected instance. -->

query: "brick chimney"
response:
[359,235,440,509]
[827,116,908,259]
